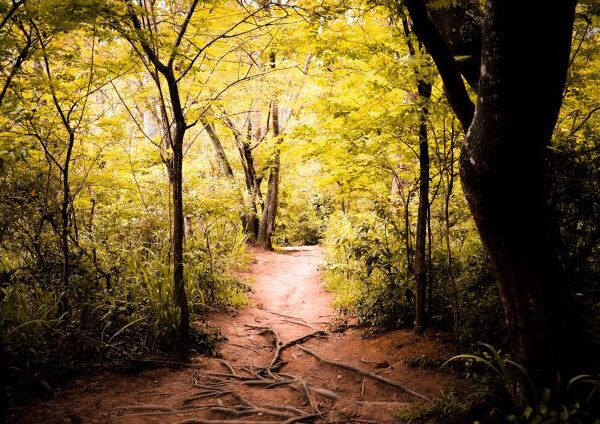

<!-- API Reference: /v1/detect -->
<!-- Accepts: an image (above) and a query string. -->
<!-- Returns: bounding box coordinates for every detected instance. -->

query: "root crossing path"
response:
[10,246,460,424]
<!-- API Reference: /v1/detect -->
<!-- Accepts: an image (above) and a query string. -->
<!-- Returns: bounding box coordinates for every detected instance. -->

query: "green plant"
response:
[322,210,415,328]
[394,391,472,423]
[445,344,600,423]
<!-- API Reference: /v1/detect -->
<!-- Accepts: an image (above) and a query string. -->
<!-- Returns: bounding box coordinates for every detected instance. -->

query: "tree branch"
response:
[401,0,475,132]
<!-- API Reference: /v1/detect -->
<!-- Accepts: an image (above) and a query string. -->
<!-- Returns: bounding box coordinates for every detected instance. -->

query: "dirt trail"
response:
[9,246,461,424]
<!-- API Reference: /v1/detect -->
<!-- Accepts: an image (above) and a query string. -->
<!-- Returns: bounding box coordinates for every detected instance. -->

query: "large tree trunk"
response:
[403,0,579,388]
[458,0,578,388]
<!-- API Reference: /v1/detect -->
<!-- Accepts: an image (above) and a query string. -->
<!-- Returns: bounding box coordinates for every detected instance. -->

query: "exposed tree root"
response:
[175,420,282,424]
[246,324,328,371]
[258,308,311,324]
[117,404,175,412]
[279,319,315,330]
[228,343,260,353]
[209,406,294,419]
[298,346,429,400]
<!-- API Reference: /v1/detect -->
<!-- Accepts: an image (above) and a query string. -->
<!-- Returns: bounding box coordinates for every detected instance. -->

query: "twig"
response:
[353,401,411,406]
[207,406,294,419]
[298,346,429,400]
[302,381,317,413]
[205,372,254,380]
[229,322,240,336]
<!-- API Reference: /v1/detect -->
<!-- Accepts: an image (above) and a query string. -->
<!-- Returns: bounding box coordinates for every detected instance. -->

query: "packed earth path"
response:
[9,246,463,424]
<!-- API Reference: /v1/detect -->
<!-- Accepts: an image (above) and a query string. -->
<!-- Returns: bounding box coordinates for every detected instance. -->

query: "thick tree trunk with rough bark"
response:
[458,0,578,388]
[402,0,579,388]
[426,0,483,89]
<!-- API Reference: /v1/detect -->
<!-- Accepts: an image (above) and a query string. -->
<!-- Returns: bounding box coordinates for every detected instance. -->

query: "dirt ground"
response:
[8,246,464,424]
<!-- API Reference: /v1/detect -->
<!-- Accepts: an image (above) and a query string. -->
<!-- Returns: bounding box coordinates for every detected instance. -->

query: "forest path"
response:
[10,246,461,424]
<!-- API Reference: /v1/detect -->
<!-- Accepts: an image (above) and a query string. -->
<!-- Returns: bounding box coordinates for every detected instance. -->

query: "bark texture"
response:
[257,53,281,250]
[426,0,483,90]
[414,83,431,334]
[402,0,579,388]
[458,0,578,387]
[202,118,235,178]
[257,99,281,250]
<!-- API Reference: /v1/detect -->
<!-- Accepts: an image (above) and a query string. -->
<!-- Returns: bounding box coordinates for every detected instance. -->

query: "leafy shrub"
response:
[446,344,600,423]
[274,164,335,246]
[0,168,249,404]
[394,391,473,423]
[322,209,415,327]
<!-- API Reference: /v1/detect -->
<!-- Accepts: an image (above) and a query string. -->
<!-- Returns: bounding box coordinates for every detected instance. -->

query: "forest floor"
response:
[8,246,465,424]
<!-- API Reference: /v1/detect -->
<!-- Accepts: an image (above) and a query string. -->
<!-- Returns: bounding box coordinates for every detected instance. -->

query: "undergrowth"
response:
[0,205,249,405]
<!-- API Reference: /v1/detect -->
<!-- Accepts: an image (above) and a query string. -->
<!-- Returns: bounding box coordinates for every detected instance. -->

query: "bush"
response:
[322,210,415,327]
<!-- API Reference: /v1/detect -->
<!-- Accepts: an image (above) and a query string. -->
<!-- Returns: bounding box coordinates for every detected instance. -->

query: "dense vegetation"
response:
[1,0,598,422]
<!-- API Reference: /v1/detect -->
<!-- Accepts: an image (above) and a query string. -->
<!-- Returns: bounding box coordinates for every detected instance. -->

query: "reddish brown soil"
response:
[8,246,463,424]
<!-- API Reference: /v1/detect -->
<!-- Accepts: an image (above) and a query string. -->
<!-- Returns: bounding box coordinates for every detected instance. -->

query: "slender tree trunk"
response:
[224,116,261,241]
[166,73,190,359]
[256,101,281,249]
[126,0,197,359]
[444,127,460,352]
[202,119,234,178]
[61,131,75,293]
[171,137,189,357]
[257,53,281,250]
[414,83,431,334]
[399,15,432,334]
[404,190,413,280]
